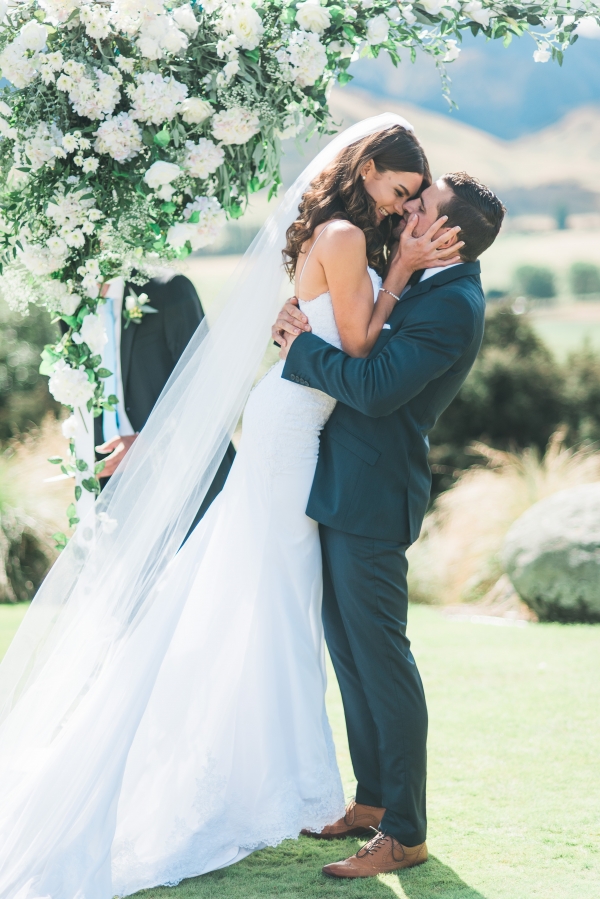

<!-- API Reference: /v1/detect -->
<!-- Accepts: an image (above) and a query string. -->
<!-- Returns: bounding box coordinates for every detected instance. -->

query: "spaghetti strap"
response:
[297,221,336,296]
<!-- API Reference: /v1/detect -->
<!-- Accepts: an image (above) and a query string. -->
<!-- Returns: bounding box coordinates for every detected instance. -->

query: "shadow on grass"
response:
[136,838,488,899]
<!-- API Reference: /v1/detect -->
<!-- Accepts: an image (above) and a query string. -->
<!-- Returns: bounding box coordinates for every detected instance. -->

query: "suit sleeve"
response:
[162,275,205,364]
[282,291,477,418]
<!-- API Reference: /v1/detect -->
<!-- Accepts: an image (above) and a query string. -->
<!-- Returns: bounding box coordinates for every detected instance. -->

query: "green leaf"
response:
[82,476,101,495]
[68,516,80,527]
[53,532,68,550]
[75,485,82,501]
[338,72,353,86]
[249,176,260,193]
[281,7,295,23]
[95,460,106,475]
[96,367,113,378]
[66,503,77,520]
[243,48,260,63]
[154,126,171,148]
[48,455,63,465]
[76,459,89,472]
[228,203,243,220]
[188,210,200,224]
[161,202,177,214]
[107,394,118,405]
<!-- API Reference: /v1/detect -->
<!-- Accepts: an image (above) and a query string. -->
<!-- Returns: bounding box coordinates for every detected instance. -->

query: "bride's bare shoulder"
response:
[316,219,366,257]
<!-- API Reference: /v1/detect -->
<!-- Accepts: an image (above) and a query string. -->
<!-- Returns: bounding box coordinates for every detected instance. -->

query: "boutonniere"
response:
[123,288,159,328]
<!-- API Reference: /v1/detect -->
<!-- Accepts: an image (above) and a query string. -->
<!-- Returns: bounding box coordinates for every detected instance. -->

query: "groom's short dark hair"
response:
[439,173,506,262]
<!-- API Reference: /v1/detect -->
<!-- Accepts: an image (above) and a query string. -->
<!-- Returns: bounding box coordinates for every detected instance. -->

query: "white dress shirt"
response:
[99,278,135,440]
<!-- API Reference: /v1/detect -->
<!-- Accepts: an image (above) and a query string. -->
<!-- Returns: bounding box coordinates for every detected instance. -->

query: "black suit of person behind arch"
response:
[93,274,235,528]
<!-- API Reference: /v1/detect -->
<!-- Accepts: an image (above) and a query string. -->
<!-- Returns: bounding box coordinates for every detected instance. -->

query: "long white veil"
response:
[0,113,413,899]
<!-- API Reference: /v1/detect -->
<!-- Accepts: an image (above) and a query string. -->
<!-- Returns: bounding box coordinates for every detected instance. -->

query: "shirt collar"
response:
[420,263,463,282]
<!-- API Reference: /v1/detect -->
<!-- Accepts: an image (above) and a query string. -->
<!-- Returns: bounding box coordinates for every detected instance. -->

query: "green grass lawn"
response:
[1,604,599,899]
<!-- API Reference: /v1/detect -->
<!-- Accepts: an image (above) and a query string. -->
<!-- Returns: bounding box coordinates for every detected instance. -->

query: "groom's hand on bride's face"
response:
[272,297,311,348]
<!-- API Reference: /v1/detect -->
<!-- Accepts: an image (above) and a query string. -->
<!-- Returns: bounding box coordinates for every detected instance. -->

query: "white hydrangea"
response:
[211,107,260,145]
[80,4,113,40]
[0,40,38,89]
[60,67,121,120]
[46,280,82,316]
[179,97,213,124]
[137,14,188,59]
[20,241,68,276]
[366,13,389,44]
[167,196,226,250]
[222,2,264,50]
[48,359,96,408]
[143,160,182,197]
[296,0,331,34]
[23,121,64,171]
[61,414,79,439]
[281,30,327,88]
[184,138,225,179]
[38,0,82,25]
[127,71,188,125]
[72,312,108,355]
[94,112,143,162]
[172,3,199,35]
[110,0,166,36]
[46,187,97,232]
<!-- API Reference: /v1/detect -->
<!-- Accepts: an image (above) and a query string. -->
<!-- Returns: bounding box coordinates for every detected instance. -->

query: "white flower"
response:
[0,41,38,89]
[212,107,260,145]
[179,96,213,124]
[62,133,79,153]
[219,58,240,83]
[167,196,226,250]
[328,39,353,58]
[366,14,389,44]
[80,4,112,40]
[44,51,64,71]
[282,30,327,87]
[72,312,107,355]
[48,359,95,408]
[116,55,135,73]
[172,3,199,35]
[61,415,79,439]
[296,0,331,34]
[144,160,182,190]
[418,0,444,13]
[184,138,225,179]
[462,0,492,27]
[58,290,82,316]
[0,117,17,140]
[67,68,121,120]
[224,4,264,50]
[387,6,401,21]
[47,187,97,230]
[128,71,188,125]
[81,156,100,173]
[38,0,81,25]
[533,47,551,63]
[94,112,143,162]
[19,21,49,52]
[24,122,64,170]
[400,5,418,24]
[443,38,461,61]
[63,229,86,248]
[47,235,69,258]
[0,100,11,117]
[162,22,189,55]
[20,242,66,275]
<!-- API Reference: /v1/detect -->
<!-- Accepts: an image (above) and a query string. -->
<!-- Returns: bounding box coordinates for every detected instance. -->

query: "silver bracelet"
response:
[379,287,400,303]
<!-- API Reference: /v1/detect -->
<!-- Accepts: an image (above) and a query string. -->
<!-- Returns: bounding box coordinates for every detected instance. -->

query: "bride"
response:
[0,115,460,899]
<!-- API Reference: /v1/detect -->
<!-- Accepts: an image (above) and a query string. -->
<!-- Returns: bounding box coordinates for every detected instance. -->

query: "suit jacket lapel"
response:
[400,261,481,302]
[120,288,136,399]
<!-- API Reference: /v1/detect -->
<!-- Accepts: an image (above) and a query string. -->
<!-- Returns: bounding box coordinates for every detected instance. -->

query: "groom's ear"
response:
[436,226,460,247]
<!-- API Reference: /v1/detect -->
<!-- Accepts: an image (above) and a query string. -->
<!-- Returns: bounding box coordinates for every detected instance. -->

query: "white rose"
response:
[229,5,264,50]
[462,0,492,27]
[212,107,260,145]
[61,414,79,440]
[418,0,444,13]
[137,35,162,59]
[179,97,213,124]
[72,312,107,355]
[166,222,195,249]
[387,6,401,21]
[19,21,49,52]
[533,47,551,63]
[48,360,95,408]
[144,160,182,190]
[366,14,389,44]
[172,3,199,35]
[161,22,189,55]
[296,0,331,34]
[443,39,461,61]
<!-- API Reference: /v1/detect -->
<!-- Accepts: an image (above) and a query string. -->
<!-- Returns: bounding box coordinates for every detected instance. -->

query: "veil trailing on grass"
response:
[0,113,413,899]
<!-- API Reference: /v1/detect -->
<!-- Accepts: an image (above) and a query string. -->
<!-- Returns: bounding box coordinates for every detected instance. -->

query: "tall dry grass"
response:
[408,431,600,606]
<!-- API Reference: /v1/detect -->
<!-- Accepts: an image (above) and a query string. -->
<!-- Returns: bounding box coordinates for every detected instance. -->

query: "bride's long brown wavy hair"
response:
[283,125,431,279]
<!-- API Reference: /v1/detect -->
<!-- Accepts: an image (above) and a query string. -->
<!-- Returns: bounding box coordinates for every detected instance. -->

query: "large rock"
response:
[502,483,600,623]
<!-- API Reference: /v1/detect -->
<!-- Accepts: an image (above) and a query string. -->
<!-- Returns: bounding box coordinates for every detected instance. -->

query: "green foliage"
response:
[569,262,600,296]
[429,308,600,494]
[514,264,556,299]
[0,297,59,440]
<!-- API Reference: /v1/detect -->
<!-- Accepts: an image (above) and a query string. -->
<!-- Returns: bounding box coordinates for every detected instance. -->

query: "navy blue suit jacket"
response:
[282,262,485,543]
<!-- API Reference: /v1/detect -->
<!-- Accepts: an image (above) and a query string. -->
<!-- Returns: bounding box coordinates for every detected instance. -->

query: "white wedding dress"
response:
[107,264,382,894]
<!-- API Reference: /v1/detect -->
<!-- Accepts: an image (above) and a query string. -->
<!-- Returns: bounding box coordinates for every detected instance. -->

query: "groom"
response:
[274,173,505,878]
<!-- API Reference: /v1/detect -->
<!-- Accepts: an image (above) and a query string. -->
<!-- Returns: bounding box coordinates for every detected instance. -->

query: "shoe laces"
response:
[357,829,403,862]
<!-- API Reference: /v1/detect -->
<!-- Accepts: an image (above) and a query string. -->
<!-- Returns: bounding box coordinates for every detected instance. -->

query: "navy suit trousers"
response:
[319,524,428,846]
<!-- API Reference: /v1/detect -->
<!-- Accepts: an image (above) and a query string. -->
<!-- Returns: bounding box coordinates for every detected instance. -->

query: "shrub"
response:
[0,298,60,440]
[514,265,556,299]
[569,262,600,296]
[562,343,600,444]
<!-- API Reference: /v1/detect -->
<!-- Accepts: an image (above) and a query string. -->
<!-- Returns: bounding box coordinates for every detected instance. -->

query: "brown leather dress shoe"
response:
[322,830,428,878]
[301,800,386,839]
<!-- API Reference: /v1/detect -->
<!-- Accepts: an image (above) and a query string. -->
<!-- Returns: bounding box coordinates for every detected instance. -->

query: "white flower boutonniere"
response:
[123,288,158,328]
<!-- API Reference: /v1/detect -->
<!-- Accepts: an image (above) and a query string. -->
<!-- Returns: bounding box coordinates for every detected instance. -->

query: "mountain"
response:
[348,29,600,140]
[280,89,600,217]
